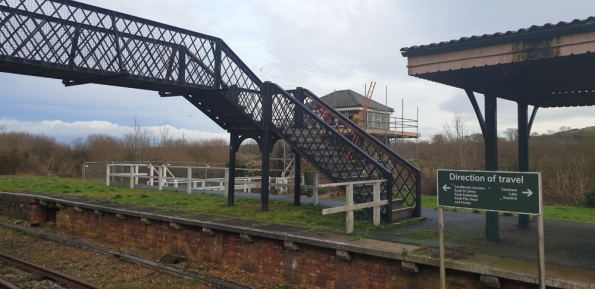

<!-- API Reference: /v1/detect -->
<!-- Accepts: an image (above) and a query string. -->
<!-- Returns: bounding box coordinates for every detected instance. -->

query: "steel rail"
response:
[0,277,20,289]
[0,222,248,289]
[0,252,99,289]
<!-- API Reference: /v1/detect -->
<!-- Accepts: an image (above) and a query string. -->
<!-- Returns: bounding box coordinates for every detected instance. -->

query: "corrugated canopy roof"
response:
[320,90,394,112]
[400,17,595,108]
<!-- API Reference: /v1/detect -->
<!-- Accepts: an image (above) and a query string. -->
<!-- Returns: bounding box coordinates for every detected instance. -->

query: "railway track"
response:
[0,252,98,288]
[0,222,249,289]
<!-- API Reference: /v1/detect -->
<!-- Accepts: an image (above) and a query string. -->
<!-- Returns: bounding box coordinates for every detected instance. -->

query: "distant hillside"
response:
[546,125,595,139]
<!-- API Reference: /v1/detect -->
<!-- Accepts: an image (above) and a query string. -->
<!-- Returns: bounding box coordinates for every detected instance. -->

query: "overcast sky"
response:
[1,0,595,143]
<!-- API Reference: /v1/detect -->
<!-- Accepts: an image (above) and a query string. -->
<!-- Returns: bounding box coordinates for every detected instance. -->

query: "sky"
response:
[1,0,595,143]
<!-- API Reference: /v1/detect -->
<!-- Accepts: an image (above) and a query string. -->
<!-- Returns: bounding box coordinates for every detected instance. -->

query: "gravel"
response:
[0,215,291,289]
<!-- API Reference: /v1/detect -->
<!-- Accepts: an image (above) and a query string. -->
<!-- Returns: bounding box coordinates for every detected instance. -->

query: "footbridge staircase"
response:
[0,0,420,223]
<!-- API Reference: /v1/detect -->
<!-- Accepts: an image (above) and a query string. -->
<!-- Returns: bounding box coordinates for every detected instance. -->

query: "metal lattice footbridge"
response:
[0,0,420,223]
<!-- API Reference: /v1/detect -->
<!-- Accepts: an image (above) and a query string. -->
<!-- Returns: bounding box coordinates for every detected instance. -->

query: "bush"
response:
[0,149,27,175]
[585,190,595,208]
[302,167,315,197]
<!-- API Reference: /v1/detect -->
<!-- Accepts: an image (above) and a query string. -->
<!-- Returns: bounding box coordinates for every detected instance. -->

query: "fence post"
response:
[346,184,354,234]
[187,167,192,194]
[129,165,134,189]
[149,164,154,186]
[158,165,164,191]
[313,173,319,206]
[106,164,110,186]
[224,168,229,197]
[373,181,381,226]
[134,165,139,185]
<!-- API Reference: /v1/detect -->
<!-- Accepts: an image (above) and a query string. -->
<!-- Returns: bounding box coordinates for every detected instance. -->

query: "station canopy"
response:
[400,17,595,108]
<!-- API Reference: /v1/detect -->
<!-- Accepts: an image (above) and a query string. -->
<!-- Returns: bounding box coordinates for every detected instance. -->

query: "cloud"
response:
[0,118,229,143]
[1,0,594,143]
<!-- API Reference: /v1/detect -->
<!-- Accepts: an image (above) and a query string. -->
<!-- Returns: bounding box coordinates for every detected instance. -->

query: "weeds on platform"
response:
[421,194,595,223]
[0,175,390,236]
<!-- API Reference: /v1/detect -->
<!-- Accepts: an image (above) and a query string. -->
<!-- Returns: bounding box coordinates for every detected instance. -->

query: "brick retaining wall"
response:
[0,192,548,289]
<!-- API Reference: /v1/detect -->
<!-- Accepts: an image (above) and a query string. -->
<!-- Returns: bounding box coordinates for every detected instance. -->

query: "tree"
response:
[503,128,518,142]
[123,117,153,161]
[157,121,172,162]
[440,111,481,169]
[431,134,445,144]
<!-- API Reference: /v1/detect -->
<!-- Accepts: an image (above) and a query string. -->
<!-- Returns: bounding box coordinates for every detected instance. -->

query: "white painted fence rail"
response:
[321,179,388,234]
[105,163,296,196]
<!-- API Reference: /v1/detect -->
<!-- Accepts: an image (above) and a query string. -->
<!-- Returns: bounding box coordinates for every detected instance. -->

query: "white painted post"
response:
[187,167,192,194]
[134,165,139,185]
[149,164,154,186]
[313,173,319,206]
[158,165,164,191]
[346,184,354,234]
[373,182,381,225]
[106,164,110,186]
[129,165,134,189]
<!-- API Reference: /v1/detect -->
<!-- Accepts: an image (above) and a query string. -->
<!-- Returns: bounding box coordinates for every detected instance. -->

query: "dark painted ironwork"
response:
[293,149,301,206]
[528,106,539,134]
[291,88,421,220]
[228,131,238,207]
[268,83,393,221]
[518,99,530,229]
[485,94,499,242]
[0,0,422,221]
[465,89,486,138]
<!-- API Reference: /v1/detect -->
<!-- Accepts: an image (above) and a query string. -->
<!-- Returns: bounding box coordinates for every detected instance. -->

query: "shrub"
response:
[0,149,27,175]
[585,189,595,208]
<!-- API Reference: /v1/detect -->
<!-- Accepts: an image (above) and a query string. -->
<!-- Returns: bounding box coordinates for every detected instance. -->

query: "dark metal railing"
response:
[296,88,421,216]
[0,0,418,220]
[268,84,393,216]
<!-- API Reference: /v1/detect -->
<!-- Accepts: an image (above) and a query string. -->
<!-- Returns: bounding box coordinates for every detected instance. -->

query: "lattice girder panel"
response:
[298,89,421,212]
[269,84,391,206]
[0,0,263,93]
[220,43,261,91]
[229,89,263,123]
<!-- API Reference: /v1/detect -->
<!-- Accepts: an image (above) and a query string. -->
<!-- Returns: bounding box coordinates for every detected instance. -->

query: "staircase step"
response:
[391,216,427,226]
[392,198,405,208]
[391,207,414,222]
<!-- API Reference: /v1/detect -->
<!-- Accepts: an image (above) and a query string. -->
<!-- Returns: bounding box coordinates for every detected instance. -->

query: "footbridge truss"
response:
[0,0,420,223]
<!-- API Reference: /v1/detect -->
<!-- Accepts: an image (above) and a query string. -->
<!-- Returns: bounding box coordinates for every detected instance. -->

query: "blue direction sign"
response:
[437,169,541,214]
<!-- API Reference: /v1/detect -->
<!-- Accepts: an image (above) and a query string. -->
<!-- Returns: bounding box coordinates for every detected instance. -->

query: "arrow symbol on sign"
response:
[522,189,533,197]
[443,185,451,192]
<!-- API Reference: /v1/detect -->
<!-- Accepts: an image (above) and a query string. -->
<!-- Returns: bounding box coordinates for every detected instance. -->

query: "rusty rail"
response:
[0,252,99,289]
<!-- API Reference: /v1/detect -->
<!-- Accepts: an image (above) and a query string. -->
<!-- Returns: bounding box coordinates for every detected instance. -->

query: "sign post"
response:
[436,169,544,289]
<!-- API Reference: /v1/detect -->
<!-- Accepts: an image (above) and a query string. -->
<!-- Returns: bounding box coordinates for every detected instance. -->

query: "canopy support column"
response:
[485,94,500,242]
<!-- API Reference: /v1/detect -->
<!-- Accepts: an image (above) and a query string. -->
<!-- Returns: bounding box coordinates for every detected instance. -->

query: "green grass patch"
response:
[421,195,595,223]
[0,175,389,235]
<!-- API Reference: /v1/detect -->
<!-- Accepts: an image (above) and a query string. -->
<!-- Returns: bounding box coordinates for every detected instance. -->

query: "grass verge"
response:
[0,175,391,235]
[421,195,595,223]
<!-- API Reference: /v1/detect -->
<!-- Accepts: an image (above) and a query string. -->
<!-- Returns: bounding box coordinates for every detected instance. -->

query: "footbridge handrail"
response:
[0,0,263,93]
[266,82,394,207]
[295,88,422,216]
